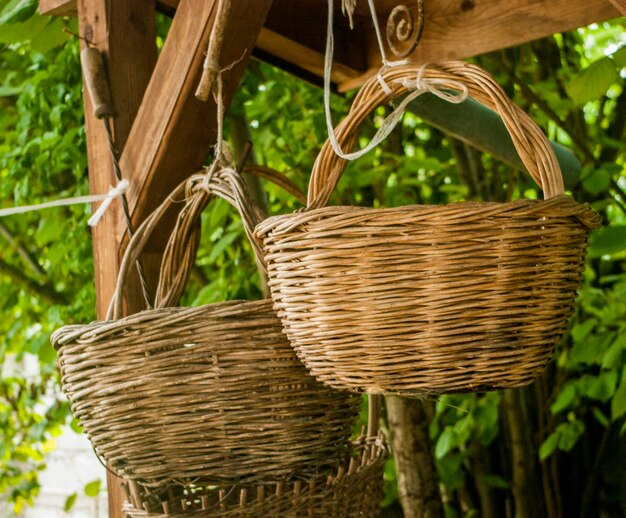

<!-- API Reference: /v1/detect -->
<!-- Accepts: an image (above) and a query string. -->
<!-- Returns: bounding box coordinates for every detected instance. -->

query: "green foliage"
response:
[63,492,76,512]
[0,5,625,517]
[0,1,92,511]
[83,479,101,498]
[566,53,621,105]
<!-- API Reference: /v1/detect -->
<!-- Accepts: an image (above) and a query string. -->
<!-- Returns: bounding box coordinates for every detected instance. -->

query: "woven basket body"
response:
[255,63,600,396]
[121,434,387,518]
[53,168,359,485]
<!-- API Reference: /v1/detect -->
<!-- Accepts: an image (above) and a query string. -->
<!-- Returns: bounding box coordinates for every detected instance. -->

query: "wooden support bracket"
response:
[118,0,273,250]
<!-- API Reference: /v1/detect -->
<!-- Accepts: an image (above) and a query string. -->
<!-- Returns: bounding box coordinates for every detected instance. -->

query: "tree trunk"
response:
[502,388,543,518]
[386,396,444,518]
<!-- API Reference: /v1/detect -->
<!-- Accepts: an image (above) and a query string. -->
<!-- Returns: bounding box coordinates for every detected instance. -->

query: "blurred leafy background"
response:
[0,0,625,516]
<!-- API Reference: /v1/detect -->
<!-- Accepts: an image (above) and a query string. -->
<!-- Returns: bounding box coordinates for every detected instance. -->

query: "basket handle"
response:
[308,62,564,209]
[108,165,305,320]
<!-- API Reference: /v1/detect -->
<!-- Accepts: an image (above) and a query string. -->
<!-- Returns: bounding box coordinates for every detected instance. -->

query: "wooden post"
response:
[75,1,273,516]
[119,0,274,248]
[76,2,158,517]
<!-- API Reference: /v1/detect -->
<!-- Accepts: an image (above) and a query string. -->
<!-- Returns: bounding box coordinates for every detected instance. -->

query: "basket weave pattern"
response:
[255,62,601,396]
[53,167,360,485]
[121,434,387,518]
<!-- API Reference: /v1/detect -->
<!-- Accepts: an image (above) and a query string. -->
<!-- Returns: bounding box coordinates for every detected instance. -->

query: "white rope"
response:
[0,179,129,227]
[88,180,129,226]
[324,0,469,162]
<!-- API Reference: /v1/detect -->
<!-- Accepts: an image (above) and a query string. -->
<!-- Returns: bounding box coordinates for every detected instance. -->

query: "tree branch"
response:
[0,221,46,279]
[502,388,544,518]
[599,84,626,164]
[0,258,69,306]
[507,72,595,164]
[386,396,445,518]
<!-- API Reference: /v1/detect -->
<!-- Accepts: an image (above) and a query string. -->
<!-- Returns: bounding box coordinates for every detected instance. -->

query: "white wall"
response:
[23,428,108,518]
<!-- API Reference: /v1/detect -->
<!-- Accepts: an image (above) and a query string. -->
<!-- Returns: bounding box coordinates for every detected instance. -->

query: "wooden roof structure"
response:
[38,1,626,517]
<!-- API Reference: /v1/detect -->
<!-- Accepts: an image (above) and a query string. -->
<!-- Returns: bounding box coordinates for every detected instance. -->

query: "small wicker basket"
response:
[52,166,360,486]
[121,397,387,518]
[255,62,601,397]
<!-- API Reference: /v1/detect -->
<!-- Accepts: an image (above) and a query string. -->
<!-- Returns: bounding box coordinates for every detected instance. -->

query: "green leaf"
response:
[435,427,456,459]
[611,381,626,421]
[557,420,585,451]
[612,46,626,68]
[84,479,101,497]
[551,383,577,414]
[568,332,614,367]
[0,0,38,25]
[69,418,83,434]
[207,231,238,262]
[30,19,71,53]
[64,493,77,512]
[584,371,618,402]
[582,168,611,195]
[592,407,610,427]
[539,432,559,460]
[481,474,510,489]
[602,334,626,370]
[571,318,597,343]
[566,57,620,105]
[0,85,23,97]
[588,226,626,258]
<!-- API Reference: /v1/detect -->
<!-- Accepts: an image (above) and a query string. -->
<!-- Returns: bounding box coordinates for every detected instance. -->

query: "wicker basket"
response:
[255,62,601,397]
[52,166,360,486]
[121,397,387,518]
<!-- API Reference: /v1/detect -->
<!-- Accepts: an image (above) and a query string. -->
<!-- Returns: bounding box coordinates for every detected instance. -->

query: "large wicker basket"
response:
[121,396,387,518]
[255,62,600,397]
[52,166,360,486]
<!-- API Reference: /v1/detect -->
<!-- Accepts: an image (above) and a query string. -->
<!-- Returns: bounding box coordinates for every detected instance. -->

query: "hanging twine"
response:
[0,180,128,222]
[196,0,231,101]
[79,46,153,308]
[341,0,357,28]
[324,0,469,162]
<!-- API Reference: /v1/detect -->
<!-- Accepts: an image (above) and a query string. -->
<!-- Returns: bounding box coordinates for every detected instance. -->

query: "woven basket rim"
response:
[52,298,271,350]
[255,194,599,238]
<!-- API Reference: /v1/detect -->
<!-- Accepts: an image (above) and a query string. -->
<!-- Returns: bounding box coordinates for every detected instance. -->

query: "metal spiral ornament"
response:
[385,1,425,58]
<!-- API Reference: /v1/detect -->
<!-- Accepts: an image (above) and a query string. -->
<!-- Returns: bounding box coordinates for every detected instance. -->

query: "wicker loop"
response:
[308,61,564,208]
[109,166,304,319]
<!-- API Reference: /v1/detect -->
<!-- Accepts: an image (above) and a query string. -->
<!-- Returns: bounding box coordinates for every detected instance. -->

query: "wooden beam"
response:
[40,0,180,16]
[256,28,360,84]
[119,0,273,249]
[76,2,158,517]
[39,0,75,16]
[339,0,622,90]
[607,0,626,15]
[366,0,621,69]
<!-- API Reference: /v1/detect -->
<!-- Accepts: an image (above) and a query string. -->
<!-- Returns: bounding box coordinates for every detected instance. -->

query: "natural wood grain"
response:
[38,0,75,15]
[257,28,361,83]
[337,0,621,90]
[118,0,272,250]
[367,0,621,68]
[40,0,621,91]
[76,2,158,517]
[608,0,626,15]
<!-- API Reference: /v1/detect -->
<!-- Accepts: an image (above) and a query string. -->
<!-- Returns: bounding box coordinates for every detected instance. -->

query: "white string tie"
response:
[87,179,129,227]
[397,66,469,105]
[324,0,469,162]
[0,179,129,227]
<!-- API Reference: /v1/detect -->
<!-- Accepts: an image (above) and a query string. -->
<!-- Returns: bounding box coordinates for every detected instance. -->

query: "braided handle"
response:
[308,61,564,209]
[108,166,305,319]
